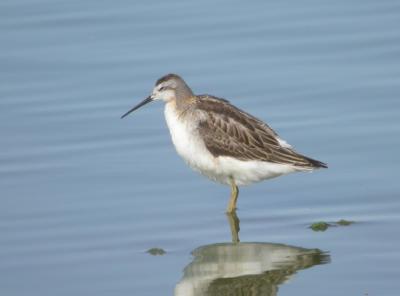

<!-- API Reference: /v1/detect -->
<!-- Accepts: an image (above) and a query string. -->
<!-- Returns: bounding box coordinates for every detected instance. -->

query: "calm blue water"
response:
[1,0,400,295]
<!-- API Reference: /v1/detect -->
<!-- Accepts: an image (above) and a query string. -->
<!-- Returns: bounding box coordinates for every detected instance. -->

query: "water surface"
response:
[1,0,400,295]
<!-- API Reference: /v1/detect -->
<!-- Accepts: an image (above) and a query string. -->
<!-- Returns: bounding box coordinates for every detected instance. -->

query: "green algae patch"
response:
[147,248,166,256]
[310,219,356,231]
[336,219,355,226]
[310,222,331,232]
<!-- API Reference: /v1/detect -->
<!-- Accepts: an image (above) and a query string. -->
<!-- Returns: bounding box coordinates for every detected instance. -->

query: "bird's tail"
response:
[302,156,328,169]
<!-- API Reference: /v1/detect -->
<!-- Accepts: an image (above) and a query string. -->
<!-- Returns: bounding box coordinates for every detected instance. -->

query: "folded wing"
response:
[196,95,327,169]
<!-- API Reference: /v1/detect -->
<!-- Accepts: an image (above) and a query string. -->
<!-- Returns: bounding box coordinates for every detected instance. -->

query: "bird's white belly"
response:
[217,157,298,186]
[164,103,298,186]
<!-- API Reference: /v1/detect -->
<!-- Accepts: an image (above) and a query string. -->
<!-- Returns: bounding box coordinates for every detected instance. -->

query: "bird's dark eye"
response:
[159,86,166,91]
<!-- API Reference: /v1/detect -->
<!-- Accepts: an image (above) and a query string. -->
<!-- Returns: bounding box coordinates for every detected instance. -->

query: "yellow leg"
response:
[226,211,240,243]
[226,178,239,213]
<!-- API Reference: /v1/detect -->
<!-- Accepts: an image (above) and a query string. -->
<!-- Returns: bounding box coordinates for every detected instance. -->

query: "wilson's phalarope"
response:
[122,74,327,213]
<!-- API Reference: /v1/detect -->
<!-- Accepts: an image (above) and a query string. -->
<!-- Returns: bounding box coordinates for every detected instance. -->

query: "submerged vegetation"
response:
[310,220,355,232]
[310,222,331,231]
[336,219,355,226]
[147,248,166,256]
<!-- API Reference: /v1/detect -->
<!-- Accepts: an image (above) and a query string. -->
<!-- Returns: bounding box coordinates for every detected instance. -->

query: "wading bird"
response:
[122,74,327,213]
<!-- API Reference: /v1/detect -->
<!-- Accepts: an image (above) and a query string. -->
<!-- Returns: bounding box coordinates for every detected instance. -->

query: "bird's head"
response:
[121,73,193,119]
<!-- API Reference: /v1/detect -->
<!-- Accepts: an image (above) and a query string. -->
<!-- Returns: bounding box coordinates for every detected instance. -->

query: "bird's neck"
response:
[175,83,194,108]
[166,96,197,120]
[175,95,197,115]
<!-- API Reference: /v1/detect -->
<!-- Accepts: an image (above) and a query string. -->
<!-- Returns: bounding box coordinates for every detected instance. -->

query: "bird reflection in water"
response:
[175,212,330,296]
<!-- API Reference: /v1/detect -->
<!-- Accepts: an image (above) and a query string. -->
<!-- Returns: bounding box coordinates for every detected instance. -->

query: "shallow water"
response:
[1,0,400,295]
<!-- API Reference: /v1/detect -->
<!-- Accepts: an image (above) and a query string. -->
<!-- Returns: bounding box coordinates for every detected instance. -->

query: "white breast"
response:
[164,103,222,181]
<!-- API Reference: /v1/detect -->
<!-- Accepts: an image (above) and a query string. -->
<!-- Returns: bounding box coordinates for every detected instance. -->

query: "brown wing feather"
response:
[196,95,327,169]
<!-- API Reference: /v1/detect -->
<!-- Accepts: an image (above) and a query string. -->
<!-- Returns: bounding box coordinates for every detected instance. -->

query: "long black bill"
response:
[121,96,153,119]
